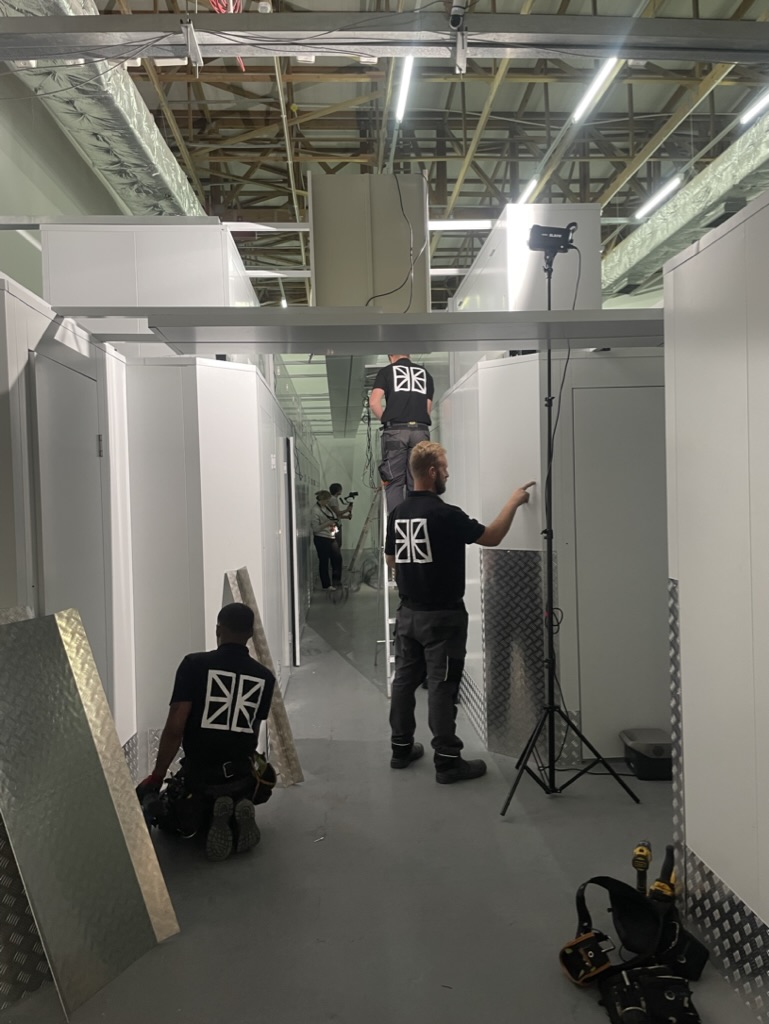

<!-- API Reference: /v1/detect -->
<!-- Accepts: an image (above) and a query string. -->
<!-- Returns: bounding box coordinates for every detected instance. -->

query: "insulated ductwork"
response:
[3,0,202,216]
[602,112,769,297]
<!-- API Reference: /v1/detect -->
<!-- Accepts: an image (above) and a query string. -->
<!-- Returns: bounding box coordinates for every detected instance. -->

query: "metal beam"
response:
[110,0,205,204]
[193,90,384,154]
[62,305,663,353]
[435,57,509,245]
[3,14,769,63]
[142,59,206,204]
[597,6,769,207]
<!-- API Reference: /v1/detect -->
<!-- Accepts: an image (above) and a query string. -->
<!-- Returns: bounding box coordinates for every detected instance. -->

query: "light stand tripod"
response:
[500,224,639,815]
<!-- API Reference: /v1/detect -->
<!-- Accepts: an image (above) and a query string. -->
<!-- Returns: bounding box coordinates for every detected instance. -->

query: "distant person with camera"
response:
[369,353,435,513]
[311,489,343,591]
[328,483,357,550]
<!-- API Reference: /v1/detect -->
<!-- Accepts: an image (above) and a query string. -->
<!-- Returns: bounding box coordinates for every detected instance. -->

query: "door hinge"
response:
[97,434,104,457]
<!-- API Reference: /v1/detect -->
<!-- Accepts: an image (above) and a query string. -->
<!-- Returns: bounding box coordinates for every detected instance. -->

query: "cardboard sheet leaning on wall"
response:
[224,567,304,787]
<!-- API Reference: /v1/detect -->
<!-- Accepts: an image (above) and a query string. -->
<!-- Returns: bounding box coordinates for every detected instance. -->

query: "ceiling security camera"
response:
[449,2,468,30]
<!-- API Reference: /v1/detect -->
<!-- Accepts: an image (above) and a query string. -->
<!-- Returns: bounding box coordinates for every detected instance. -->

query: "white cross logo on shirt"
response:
[201,671,267,732]
[394,518,433,563]
[393,365,427,395]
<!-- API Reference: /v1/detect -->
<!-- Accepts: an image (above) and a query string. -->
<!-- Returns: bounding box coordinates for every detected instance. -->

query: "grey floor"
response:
[1,586,756,1024]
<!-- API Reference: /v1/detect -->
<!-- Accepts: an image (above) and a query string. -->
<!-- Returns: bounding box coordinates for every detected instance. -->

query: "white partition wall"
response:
[664,189,769,991]
[41,221,257,310]
[438,349,668,759]
[128,357,296,736]
[452,203,601,314]
[0,277,137,741]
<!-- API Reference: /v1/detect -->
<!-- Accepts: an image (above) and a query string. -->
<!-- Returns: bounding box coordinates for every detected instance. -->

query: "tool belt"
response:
[559,876,709,1024]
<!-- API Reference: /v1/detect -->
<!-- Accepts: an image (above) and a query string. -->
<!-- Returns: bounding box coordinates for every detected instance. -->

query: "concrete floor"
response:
[1,586,757,1024]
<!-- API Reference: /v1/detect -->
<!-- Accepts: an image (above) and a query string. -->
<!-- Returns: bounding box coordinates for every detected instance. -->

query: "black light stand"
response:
[500,224,639,816]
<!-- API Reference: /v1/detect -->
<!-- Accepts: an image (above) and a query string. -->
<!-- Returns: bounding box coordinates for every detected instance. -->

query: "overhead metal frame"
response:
[2,13,769,63]
[58,304,663,353]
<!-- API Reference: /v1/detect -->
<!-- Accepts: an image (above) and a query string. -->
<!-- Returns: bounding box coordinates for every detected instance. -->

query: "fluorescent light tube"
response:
[517,178,538,204]
[572,57,618,123]
[428,219,493,230]
[395,55,415,123]
[224,222,310,232]
[740,90,769,125]
[429,268,466,276]
[635,176,682,219]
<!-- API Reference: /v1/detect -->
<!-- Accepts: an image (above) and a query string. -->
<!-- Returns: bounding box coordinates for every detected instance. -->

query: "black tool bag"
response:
[560,876,709,986]
[599,965,701,1024]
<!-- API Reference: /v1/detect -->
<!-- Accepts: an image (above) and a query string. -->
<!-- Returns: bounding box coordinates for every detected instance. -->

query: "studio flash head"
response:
[528,222,577,255]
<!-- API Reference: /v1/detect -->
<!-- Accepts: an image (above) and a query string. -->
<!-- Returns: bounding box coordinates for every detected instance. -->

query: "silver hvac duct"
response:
[3,0,202,217]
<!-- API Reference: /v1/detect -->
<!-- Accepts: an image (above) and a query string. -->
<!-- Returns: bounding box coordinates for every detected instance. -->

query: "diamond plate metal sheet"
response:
[483,549,546,756]
[685,846,767,1022]
[0,607,33,625]
[0,611,178,1016]
[0,606,51,1014]
[0,817,50,1012]
[669,579,685,864]
[122,733,140,783]
[459,669,487,746]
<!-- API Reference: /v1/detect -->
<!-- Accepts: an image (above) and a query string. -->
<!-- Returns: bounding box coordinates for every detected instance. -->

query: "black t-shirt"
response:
[170,643,276,765]
[384,491,485,609]
[372,358,435,426]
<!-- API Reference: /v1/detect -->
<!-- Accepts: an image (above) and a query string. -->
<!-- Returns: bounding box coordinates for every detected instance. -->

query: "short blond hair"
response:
[315,489,331,502]
[409,440,446,479]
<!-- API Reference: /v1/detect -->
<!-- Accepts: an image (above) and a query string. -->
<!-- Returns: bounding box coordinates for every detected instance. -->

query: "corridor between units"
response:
[0,588,754,1024]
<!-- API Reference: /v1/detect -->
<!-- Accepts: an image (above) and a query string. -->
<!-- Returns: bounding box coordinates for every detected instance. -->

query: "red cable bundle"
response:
[208,0,245,71]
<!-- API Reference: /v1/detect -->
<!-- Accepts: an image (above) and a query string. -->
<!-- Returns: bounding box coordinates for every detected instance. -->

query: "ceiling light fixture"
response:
[296,53,316,64]
[572,57,618,123]
[740,90,769,125]
[635,176,682,219]
[224,222,310,232]
[395,55,415,123]
[516,178,538,204]
[429,268,466,276]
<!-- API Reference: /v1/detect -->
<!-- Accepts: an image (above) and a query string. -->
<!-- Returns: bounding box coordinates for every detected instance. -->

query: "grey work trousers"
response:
[389,604,468,757]
[380,424,430,513]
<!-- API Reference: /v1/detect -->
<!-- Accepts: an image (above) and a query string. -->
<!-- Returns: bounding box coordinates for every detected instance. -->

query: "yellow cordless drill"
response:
[649,844,677,901]
[632,839,652,895]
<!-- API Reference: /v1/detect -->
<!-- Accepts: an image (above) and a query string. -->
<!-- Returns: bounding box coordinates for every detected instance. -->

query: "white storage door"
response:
[572,385,669,757]
[33,353,109,701]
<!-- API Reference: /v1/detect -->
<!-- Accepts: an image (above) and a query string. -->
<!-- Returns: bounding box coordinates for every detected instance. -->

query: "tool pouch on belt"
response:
[560,876,708,986]
[250,752,277,805]
[560,930,614,984]
[598,966,701,1024]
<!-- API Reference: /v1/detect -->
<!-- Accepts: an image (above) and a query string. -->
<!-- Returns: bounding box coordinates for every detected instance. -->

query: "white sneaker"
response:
[328,586,337,591]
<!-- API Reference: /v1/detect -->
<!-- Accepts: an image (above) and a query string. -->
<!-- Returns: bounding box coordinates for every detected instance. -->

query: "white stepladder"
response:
[380,486,395,698]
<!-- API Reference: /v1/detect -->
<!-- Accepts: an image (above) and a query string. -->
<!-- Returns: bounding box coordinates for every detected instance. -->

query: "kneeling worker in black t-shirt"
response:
[136,602,276,860]
[385,441,534,784]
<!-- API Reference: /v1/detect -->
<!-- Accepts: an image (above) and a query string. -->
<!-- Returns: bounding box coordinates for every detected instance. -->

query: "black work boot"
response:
[434,753,487,785]
[390,742,425,769]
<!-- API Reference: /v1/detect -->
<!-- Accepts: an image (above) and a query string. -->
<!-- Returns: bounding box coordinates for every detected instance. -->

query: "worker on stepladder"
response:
[385,441,535,784]
[369,353,435,513]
